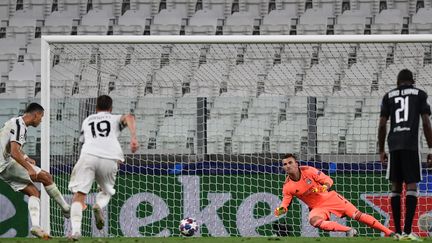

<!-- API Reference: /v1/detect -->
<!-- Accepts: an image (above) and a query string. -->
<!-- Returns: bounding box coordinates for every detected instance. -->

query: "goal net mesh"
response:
[46,41,432,237]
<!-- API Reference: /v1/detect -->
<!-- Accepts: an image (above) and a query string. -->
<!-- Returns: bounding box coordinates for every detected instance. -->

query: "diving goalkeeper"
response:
[274,153,394,237]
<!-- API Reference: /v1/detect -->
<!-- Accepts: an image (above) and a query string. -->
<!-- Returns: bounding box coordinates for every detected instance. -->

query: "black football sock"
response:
[404,191,418,235]
[391,193,402,234]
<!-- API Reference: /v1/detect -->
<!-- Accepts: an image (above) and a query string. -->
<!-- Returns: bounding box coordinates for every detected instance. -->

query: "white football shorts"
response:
[68,153,118,195]
[0,160,42,191]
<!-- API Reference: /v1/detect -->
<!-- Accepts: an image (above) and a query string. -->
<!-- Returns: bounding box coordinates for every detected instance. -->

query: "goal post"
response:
[41,35,432,237]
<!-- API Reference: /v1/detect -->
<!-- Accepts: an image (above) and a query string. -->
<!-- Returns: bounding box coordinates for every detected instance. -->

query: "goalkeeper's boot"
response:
[62,204,71,219]
[68,232,81,241]
[400,232,423,242]
[93,204,105,230]
[346,228,358,237]
[30,226,51,240]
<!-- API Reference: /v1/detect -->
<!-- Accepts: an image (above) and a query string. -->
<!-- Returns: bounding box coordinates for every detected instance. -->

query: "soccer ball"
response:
[418,212,432,232]
[179,217,199,236]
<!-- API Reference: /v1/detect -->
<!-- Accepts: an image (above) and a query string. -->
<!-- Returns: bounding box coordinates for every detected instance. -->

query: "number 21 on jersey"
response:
[395,96,409,123]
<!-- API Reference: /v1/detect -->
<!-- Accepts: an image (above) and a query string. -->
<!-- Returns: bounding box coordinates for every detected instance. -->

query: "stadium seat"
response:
[190,61,229,97]
[239,0,269,18]
[91,0,122,18]
[275,0,306,16]
[223,12,255,35]
[150,9,184,35]
[351,0,380,16]
[129,0,160,17]
[185,9,218,35]
[153,62,191,96]
[317,115,347,154]
[207,117,234,154]
[0,61,36,99]
[0,0,16,20]
[371,9,404,34]
[296,8,331,35]
[207,44,239,62]
[166,0,198,18]
[346,117,378,154]
[113,9,150,35]
[0,38,20,75]
[25,38,41,76]
[265,62,301,95]
[334,10,368,35]
[57,0,87,19]
[77,9,111,35]
[202,0,232,19]
[228,61,266,95]
[260,10,294,35]
[232,118,271,153]
[7,10,37,46]
[270,117,307,153]
[339,61,378,96]
[157,116,196,154]
[409,7,432,34]
[41,11,74,35]
[23,0,52,19]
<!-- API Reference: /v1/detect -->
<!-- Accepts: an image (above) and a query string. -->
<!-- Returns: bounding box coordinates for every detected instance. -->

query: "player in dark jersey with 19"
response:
[378,69,432,241]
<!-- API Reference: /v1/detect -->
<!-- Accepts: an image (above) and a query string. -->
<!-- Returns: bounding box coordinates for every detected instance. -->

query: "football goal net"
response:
[41,35,432,237]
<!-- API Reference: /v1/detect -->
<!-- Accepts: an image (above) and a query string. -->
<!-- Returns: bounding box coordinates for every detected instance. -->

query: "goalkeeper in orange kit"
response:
[274,153,395,237]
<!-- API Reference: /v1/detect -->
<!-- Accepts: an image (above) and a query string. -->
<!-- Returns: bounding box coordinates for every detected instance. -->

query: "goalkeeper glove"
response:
[311,185,328,193]
[274,207,287,217]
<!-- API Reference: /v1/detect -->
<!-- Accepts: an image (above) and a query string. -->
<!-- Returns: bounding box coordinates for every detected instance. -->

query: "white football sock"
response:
[45,184,70,211]
[95,191,111,209]
[70,202,83,235]
[28,196,40,227]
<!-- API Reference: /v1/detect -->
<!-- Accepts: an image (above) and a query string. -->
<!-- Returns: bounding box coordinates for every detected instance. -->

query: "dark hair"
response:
[25,103,44,113]
[96,95,112,111]
[397,69,414,85]
[283,153,297,160]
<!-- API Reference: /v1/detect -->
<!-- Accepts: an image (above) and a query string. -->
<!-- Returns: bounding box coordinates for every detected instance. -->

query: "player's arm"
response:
[421,113,432,167]
[378,95,390,166]
[275,187,292,217]
[311,167,333,192]
[10,142,37,179]
[120,114,138,153]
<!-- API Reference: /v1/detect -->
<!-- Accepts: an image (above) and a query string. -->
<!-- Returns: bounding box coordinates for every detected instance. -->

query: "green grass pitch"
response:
[0,237,430,243]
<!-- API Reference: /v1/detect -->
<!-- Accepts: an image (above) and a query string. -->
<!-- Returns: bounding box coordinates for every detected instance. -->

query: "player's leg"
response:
[0,162,50,239]
[401,150,422,236]
[93,158,118,230]
[350,209,394,236]
[388,150,404,235]
[31,165,70,217]
[69,192,87,240]
[309,208,352,233]
[68,155,96,239]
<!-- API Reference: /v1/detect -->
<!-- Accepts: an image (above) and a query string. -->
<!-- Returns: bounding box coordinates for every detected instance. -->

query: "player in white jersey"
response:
[68,95,138,240]
[0,103,70,239]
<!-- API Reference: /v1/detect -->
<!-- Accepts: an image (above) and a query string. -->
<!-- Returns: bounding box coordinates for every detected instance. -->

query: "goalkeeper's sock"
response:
[391,193,402,234]
[95,191,111,209]
[45,184,70,212]
[28,196,40,227]
[314,220,351,232]
[357,212,393,236]
[404,191,418,234]
[71,202,83,235]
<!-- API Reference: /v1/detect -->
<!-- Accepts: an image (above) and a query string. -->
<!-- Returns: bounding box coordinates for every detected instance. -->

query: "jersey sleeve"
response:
[79,120,86,143]
[9,120,26,145]
[380,94,390,118]
[308,166,333,188]
[419,91,431,115]
[281,184,293,209]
